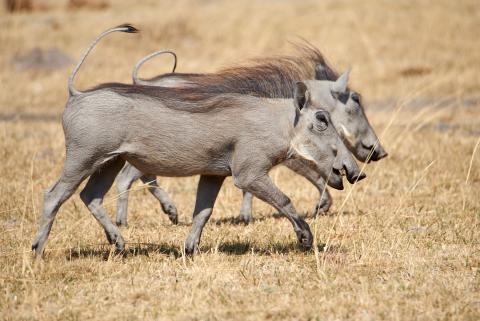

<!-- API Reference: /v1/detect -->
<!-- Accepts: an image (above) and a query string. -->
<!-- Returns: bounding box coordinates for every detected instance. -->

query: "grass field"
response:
[1,0,479,320]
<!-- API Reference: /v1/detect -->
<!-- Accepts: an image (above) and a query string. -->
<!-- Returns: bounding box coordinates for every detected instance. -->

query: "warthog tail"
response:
[132,50,177,85]
[68,23,139,96]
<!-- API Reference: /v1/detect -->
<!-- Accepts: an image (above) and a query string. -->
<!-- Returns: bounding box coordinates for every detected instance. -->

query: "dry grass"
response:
[1,0,479,320]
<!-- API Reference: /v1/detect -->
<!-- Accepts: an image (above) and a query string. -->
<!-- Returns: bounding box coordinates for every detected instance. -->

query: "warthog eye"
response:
[332,91,350,104]
[315,112,328,131]
[351,92,360,104]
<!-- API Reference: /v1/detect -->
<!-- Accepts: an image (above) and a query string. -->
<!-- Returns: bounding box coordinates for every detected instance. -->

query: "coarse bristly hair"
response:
[85,82,254,113]
[147,42,340,99]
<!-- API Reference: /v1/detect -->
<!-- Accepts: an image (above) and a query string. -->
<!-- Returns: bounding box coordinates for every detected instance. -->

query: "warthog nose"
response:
[362,142,388,162]
[352,171,367,182]
[376,148,388,160]
[371,146,388,161]
[345,165,367,184]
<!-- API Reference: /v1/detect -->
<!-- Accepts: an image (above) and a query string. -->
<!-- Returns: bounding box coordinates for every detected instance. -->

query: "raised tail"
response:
[68,23,139,96]
[132,50,177,85]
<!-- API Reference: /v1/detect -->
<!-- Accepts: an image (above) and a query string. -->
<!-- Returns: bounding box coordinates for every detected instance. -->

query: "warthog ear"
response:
[294,81,310,110]
[315,64,329,80]
[331,69,350,93]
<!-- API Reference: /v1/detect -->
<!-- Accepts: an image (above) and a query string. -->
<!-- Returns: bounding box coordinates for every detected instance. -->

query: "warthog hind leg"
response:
[80,158,126,252]
[116,163,143,227]
[32,176,85,257]
[140,175,178,225]
[32,154,95,258]
[116,163,178,226]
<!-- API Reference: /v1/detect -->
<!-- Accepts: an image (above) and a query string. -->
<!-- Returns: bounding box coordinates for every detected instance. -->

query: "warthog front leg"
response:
[236,174,313,249]
[116,163,178,226]
[284,159,332,215]
[238,190,254,224]
[314,187,332,215]
[185,175,225,255]
[80,158,126,252]
[237,160,333,223]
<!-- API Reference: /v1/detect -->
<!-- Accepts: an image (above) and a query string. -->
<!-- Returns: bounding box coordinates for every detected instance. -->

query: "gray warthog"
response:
[114,46,387,226]
[31,25,365,257]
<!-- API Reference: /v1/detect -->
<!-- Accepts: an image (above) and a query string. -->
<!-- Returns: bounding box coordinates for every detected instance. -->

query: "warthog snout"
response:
[361,142,388,162]
[346,165,366,184]
[370,144,388,161]
[330,150,366,189]
[335,157,366,185]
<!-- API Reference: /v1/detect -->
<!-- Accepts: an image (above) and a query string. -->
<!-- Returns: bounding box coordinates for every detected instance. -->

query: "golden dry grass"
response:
[1,0,479,320]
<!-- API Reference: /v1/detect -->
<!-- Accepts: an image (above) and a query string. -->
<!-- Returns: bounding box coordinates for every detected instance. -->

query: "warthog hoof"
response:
[184,239,199,256]
[105,230,125,252]
[164,204,178,225]
[296,229,313,250]
[314,190,332,216]
[314,197,332,216]
[238,212,252,225]
[115,219,128,228]
[295,220,313,250]
[31,238,45,258]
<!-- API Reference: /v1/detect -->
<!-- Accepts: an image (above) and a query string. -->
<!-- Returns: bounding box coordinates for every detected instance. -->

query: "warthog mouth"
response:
[338,167,346,177]
[328,168,344,190]
[332,167,342,176]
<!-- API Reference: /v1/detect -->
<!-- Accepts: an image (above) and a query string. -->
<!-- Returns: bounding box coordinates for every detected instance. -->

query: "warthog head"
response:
[292,82,366,190]
[305,67,388,163]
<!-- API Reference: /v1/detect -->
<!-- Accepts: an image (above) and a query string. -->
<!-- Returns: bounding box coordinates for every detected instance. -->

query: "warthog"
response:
[114,45,387,226]
[31,24,365,257]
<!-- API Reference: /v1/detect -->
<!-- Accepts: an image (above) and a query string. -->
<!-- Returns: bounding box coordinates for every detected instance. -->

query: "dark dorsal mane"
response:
[85,82,256,113]
[83,44,339,113]
[169,43,339,99]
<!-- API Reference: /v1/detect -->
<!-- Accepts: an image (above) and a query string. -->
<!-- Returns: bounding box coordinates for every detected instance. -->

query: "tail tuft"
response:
[68,24,140,96]
[116,23,139,33]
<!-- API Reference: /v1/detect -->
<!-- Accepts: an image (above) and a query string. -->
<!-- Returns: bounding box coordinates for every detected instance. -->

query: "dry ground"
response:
[1,0,479,320]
